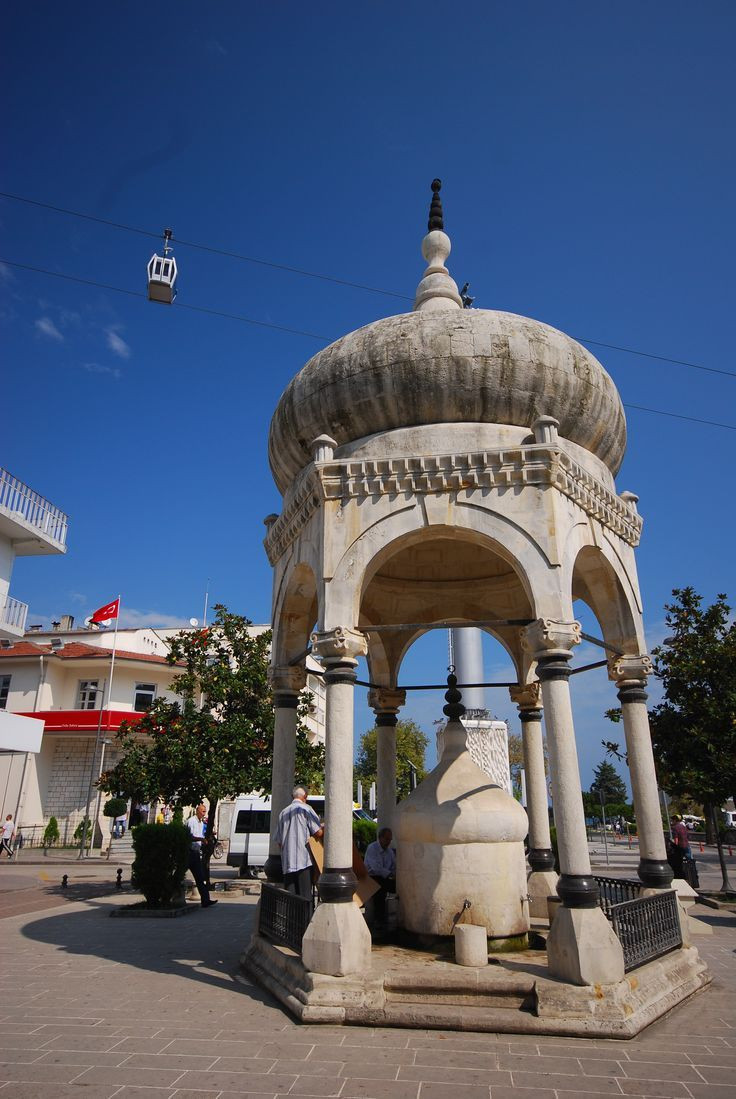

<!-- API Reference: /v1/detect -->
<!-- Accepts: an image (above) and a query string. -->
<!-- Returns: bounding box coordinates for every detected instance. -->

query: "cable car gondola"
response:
[147,228,178,303]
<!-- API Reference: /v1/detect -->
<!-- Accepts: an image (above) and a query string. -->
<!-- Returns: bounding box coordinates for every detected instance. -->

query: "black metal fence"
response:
[258,882,313,953]
[607,890,682,972]
[594,875,641,912]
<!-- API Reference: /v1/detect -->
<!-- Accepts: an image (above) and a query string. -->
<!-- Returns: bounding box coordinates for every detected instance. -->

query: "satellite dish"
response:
[189,618,199,627]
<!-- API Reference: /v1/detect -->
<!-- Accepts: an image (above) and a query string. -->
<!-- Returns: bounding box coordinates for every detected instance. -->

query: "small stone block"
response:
[454,924,488,967]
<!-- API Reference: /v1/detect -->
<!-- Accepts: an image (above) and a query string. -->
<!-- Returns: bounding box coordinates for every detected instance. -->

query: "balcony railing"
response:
[0,596,29,634]
[0,467,68,547]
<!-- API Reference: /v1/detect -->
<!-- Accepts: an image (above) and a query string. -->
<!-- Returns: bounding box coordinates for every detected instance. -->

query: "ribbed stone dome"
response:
[268,307,627,494]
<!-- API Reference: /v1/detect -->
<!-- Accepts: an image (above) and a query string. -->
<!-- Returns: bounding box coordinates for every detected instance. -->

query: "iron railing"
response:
[0,595,29,633]
[607,890,682,972]
[595,875,641,913]
[259,882,313,953]
[0,467,68,547]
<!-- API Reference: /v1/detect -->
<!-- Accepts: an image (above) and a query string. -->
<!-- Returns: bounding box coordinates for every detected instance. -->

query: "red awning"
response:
[16,710,144,733]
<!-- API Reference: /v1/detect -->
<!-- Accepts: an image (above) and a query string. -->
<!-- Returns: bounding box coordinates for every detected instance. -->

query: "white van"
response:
[226,794,372,869]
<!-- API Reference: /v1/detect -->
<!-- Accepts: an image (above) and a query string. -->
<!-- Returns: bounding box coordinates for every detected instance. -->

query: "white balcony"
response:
[0,467,68,555]
[0,595,29,640]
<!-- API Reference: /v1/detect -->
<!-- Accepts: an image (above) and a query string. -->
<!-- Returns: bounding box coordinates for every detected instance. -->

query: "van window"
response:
[234,809,271,834]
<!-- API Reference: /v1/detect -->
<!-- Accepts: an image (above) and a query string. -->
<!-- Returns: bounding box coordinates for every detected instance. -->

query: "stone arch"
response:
[272,561,319,667]
[570,544,644,654]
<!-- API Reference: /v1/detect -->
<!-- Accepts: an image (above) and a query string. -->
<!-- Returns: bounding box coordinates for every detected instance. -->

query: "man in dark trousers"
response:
[186,803,218,908]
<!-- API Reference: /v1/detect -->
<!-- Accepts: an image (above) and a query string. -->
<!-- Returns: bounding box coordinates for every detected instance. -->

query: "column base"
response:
[301,901,372,976]
[547,905,625,985]
[527,870,559,920]
[638,858,673,889]
[528,847,556,873]
[557,874,600,909]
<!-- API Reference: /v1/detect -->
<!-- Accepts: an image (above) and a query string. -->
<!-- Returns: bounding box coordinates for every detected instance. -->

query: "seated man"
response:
[363,827,396,927]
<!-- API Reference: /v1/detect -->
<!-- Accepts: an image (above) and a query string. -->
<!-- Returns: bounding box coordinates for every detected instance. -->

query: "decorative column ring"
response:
[269,664,307,709]
[522,619,599,909]
[510,682,554,873]
[311,627,368,903]
[610,654,673,889]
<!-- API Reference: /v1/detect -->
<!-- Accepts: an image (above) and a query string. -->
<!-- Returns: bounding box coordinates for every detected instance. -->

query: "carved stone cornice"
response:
[522,619,581,661]
[509,682,542,711]
[263,444,643,564]
[268,664,308,695]
[367,687,407,715]
[310,626,368,667]
[608,653,653,685]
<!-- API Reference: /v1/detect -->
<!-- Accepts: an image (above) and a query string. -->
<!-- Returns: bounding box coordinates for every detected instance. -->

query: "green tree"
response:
[355,719,429,801]
[590,760,628,805]
[606,588,736,893]
[100,605,324,875]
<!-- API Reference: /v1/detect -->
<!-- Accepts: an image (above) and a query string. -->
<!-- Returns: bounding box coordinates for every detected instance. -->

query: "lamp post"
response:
[599,788,610,868]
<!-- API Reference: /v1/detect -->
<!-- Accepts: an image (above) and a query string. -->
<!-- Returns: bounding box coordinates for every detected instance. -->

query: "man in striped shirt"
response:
[275,786,324,899]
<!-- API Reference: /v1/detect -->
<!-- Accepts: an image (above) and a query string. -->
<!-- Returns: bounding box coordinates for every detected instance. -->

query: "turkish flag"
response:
[91,598,120,623]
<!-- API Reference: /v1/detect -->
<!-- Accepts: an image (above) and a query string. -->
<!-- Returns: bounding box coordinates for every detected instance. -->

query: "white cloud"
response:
[118,607,192,629]
[35,316,64,342]
[105,327,130,359]
[206,39,227,56]
[0,261,14,285]
[83,362,122,380]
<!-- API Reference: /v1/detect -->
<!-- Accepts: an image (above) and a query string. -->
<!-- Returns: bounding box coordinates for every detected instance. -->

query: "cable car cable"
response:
[1,189,734,380]
[3,256,735,432]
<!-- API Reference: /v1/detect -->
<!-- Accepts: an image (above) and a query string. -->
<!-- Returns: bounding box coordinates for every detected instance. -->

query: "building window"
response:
[0,675,10,710]
[134,683,156,712]
[77,679,101,710]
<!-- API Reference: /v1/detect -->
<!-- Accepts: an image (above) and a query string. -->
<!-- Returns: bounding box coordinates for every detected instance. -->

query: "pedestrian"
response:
[668,814,691,877]
[363,827,397,928]
[1,814,16,859]
[113,811,127,838]
[274,786,323,900]
[186,804,217,908]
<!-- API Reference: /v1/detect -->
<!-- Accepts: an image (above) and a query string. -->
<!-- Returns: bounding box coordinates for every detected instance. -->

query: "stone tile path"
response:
[0,892,733,1099]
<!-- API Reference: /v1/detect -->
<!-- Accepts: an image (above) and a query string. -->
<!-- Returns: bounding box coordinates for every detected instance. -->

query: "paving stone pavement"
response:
[0,891,733,1099]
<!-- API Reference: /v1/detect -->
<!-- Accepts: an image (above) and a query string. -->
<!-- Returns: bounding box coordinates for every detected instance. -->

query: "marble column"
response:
[510,682,558,918]
[264,664,306,881]
[302,627,372,976]
[523,619,624,985]
[610,655,673,890]
[367,687,406,837]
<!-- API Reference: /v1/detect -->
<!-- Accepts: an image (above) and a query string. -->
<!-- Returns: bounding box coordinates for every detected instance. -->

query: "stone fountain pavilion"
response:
[243,181,709,1035]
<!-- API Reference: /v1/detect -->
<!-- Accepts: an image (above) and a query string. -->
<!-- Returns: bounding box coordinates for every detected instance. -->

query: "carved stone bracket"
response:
[310,627,368,667]
[608,653,653,686]
[509,682,542,711]
[268,664,308,696]
[367,687,407,716]
[521,619,581,662]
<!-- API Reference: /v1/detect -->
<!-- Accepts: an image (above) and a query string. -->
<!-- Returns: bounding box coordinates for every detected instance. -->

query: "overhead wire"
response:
[1,189,734,379]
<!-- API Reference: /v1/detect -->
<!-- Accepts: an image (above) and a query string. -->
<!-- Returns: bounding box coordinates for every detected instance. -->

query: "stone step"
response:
[384,968,536,1011]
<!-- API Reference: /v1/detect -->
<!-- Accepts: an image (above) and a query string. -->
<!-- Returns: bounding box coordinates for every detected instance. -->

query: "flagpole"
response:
[80,597,121,858]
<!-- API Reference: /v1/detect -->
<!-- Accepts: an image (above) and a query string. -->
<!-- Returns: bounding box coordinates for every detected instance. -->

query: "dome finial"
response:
[414,179,463,312]
[428,178,444,231]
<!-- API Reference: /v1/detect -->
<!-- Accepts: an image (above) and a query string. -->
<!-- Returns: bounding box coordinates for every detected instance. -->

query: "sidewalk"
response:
[0,886,733,1099]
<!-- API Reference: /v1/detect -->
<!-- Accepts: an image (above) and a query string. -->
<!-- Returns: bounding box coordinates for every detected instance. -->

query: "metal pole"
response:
[599,789,610,867]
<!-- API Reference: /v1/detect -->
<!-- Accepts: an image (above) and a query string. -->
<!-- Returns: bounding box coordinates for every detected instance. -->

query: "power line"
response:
[3,256,735,433]
[0,191,413,302]
[2,189,734,380]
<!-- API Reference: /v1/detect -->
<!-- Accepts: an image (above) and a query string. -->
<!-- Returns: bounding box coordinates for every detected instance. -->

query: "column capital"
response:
[509,682,542,711]
[608,653,653,685]
[521,618,581,661]
[367,687,406,715]
[268,664,307,695]
[310,627,367,667]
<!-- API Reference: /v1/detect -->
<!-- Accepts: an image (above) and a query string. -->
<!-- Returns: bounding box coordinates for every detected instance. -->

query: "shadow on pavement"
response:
[19,896,284,1011]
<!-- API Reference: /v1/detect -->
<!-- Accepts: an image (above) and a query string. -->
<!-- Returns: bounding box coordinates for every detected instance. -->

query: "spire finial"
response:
[413,178,463,312]
[442,671,466,721]
[428,178,444,232]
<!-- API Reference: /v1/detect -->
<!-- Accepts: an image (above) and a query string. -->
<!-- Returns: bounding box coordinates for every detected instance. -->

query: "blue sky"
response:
[3,2,735,787]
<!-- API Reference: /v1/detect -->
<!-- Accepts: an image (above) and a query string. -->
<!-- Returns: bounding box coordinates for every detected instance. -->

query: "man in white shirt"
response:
[1,814,15,859]
[363,827,396,926]
[186,804,217,908]
[275,786,323,900]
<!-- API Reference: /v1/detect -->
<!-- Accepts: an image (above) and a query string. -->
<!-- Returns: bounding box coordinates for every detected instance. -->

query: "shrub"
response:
[103,797,127,819]
[353,817,377,854]
[42,817,59,847]
[73,817,91,842]
[131,823,189,908]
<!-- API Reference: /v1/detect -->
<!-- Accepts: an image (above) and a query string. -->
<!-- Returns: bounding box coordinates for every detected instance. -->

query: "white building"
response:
[0,621,326,845]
